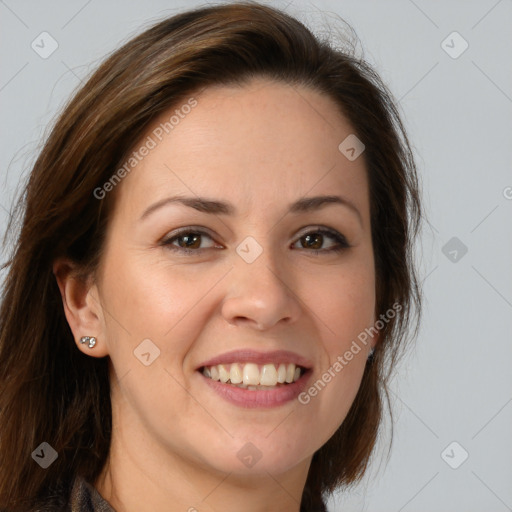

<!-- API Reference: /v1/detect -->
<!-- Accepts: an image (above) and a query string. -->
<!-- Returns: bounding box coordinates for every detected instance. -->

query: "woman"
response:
[0,2,422,511]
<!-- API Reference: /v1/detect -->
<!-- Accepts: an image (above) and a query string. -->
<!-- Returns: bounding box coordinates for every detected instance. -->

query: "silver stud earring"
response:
[80,336,97,348]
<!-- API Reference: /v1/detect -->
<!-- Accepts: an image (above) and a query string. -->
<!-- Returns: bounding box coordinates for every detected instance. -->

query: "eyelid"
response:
[163,225,215,239]
[295,225,341,239]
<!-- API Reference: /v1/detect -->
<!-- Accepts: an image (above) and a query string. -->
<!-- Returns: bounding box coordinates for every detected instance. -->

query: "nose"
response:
[221,246,302,330]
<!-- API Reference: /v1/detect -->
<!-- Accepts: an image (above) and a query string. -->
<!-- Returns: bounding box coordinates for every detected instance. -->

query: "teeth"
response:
[277,364,287,383]
[260,364,278,386]
[202,362,303,387]
[218,364,230,383]
[285,363,295,383]
[230,363,243,384]
[243,363,260,385]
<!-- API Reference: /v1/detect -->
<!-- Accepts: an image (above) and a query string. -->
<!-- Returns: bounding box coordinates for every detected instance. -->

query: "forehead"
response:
[114,78,369,223]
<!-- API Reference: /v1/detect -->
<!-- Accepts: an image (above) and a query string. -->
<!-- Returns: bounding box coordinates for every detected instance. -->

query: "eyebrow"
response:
[139,194,362,225]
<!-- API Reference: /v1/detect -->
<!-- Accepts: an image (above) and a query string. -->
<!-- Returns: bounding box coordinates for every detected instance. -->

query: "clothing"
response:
[68,476,115,512]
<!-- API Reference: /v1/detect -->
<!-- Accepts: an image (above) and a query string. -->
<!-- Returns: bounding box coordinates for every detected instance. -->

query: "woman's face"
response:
[91,78,377,480]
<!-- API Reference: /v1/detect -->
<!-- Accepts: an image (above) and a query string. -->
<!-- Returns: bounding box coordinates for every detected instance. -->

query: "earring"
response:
[367,347,375,363]
[80,336,97,348]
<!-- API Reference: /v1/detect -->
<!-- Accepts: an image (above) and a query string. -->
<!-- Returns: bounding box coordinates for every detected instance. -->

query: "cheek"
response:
[298,269,373,436]
[100,246,227,362]
[296,257,375,417]
[102,245,179,327]
[300,260,376,350]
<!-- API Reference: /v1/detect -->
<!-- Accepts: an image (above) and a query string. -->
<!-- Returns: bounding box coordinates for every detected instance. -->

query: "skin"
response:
[54,78,378,512]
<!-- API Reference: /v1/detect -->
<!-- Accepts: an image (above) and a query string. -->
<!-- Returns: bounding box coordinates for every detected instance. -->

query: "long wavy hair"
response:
[0,2,422,510]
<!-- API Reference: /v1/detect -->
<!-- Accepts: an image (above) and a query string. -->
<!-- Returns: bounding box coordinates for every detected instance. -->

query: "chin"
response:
[201,437,313,476]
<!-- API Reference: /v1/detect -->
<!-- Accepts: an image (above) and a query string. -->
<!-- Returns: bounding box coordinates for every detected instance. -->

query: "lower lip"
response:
[199,370,311,409]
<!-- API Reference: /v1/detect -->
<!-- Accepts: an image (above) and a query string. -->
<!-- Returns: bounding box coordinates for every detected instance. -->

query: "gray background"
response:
[1,1,511,511]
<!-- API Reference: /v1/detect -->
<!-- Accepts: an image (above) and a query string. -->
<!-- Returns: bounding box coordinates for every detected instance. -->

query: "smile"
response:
[201,362,304,389]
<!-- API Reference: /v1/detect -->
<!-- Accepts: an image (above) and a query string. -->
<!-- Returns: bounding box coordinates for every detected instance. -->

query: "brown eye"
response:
[300,233,323,250]
[160,226,349,256]
[174,233,202,249]
[293,228,349,255]
[161,229,218,254]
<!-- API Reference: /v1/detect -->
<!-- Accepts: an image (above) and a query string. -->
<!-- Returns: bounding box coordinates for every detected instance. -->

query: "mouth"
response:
[198,362,308,390]
[195,349,313,408]
[196,360,312,408]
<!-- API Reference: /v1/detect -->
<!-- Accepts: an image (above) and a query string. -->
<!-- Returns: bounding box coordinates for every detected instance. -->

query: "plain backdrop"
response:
[1,1,511,511]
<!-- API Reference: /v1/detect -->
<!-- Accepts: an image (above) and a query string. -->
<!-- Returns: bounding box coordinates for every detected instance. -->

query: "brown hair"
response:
[0,2,422,510]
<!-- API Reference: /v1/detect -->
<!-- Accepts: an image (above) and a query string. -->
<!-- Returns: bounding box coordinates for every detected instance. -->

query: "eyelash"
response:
[160,226,350,256]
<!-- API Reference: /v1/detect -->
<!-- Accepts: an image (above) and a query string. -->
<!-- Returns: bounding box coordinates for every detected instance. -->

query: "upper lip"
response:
[196,349,313,370]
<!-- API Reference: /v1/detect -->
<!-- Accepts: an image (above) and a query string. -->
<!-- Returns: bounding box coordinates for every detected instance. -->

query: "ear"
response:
[52,257,109,358]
